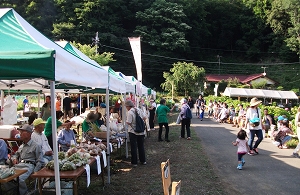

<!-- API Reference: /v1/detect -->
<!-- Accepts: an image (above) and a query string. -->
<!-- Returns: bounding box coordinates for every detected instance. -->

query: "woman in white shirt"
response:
[245,97,264,155]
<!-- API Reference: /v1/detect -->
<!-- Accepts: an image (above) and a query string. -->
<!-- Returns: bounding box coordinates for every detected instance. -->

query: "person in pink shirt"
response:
[232,129,250,170]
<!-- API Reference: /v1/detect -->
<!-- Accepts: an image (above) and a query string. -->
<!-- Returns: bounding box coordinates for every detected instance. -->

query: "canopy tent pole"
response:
[37,92,41,117]
[61,93,65,113]
[105,87,111,184]
[98,95,100,107]
[122,93,128,158]
[0,90,3,124]
[87,94,90,109]
[79,94,82,114]
[50,81,61,195]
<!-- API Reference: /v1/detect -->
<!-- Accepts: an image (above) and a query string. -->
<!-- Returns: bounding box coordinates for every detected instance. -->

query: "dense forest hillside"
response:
[1,0,299,91]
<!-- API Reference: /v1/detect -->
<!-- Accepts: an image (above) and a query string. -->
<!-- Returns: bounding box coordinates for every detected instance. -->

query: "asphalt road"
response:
[192,114,300,195]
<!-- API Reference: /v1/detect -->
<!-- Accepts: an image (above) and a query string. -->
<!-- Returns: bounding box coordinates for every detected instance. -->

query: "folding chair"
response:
[171,180,181,195]
[161,159,171,195]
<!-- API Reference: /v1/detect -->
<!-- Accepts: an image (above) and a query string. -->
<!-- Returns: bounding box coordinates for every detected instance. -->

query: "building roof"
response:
[206,73,276,84]
[223,87,298,99]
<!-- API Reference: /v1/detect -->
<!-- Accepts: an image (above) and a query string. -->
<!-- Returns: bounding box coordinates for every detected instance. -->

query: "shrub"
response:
[286,137,299,149]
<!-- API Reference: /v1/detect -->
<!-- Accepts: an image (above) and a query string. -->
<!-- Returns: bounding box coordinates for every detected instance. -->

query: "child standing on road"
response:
[199,102,206,121]
[232,129,250,170]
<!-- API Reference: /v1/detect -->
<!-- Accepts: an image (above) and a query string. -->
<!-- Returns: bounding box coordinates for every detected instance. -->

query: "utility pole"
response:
[217,55,222,75]
[92,32,100,54]
[261,66,267,76]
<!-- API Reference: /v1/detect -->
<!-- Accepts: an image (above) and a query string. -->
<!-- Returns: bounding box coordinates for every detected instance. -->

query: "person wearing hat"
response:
[125,100,147,166]
[44,111,75,150]
[10,124,44,195]
[81,111,100,141]
[148,98,156,131]
[31,118,53,163]
[57,120,77,152]
[245,97,264,155]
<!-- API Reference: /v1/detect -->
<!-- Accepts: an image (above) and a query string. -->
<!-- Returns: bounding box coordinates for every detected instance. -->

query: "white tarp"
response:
[102,66,126,93]
[223,87,298,99]
[2,95,17,125]
[2,8,109,89]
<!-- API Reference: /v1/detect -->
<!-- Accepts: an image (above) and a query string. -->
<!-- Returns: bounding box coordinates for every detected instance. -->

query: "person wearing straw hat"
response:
[9,124,44,195]
[245,97,264,155]
[81,110,99,141]
[57,120,77,152]
[44,111,75,150]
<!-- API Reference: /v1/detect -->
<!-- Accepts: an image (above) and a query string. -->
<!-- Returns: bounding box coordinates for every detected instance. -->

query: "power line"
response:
[103,44,300,66]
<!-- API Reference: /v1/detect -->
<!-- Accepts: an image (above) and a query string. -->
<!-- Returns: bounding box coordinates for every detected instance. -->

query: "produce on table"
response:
[58,151,66,160]
[61,161,76,171]
[0,167,15,179]
[45,142,107,171]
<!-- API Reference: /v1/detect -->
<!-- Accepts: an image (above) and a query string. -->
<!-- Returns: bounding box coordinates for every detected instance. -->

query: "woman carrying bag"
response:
[125,100,147,167]
[245,97,264,155]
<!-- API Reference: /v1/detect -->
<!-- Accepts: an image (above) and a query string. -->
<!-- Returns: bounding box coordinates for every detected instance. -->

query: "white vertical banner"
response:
[128,37,142,82]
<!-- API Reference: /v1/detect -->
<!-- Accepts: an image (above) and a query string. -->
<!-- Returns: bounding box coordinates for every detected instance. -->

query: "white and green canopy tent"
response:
[0,8,109,194]
[116,72,136,94]
[55,41,134,183]
[56,41,130,94]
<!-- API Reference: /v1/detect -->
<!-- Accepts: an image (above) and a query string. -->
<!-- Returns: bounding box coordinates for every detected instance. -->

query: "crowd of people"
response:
[1,93,299,193]
[0,93,108,195]
[186,95,300,170]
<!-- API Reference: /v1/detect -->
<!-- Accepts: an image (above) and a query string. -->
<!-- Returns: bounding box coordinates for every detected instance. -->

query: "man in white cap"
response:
[10,124,44,195]
[31,118,53,163]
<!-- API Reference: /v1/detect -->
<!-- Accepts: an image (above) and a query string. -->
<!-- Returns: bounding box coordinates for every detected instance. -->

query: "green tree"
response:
[244,0,300,55]
[251,80,267,89]
[71,41,115,65]
[161,62,205,96]
[52,0,129,44]
[1,0,56,37]
[227,77,242,88]
[135,0,191,51]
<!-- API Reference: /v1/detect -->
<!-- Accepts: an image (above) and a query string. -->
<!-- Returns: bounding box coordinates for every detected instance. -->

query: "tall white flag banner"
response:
[128,37,142,81]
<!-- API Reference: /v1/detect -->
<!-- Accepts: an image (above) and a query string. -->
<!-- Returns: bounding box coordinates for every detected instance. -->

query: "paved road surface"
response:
[192,115,300,195]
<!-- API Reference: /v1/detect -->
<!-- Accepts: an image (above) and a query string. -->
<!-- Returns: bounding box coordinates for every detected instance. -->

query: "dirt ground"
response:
[75,113,231,195]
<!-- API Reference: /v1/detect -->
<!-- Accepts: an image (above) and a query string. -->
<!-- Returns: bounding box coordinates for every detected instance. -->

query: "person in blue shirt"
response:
[23,95,29,110]
[0,139,8,165]
[57,120,77,152]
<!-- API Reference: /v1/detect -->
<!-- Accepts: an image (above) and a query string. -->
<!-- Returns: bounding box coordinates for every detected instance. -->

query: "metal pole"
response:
[217,55,221,75]
[50,81,61,195]
[105,87,111,184]
[171,82,174,101]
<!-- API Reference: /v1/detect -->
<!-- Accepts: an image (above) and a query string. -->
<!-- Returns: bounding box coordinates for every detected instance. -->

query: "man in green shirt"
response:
[155,99,175,142]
